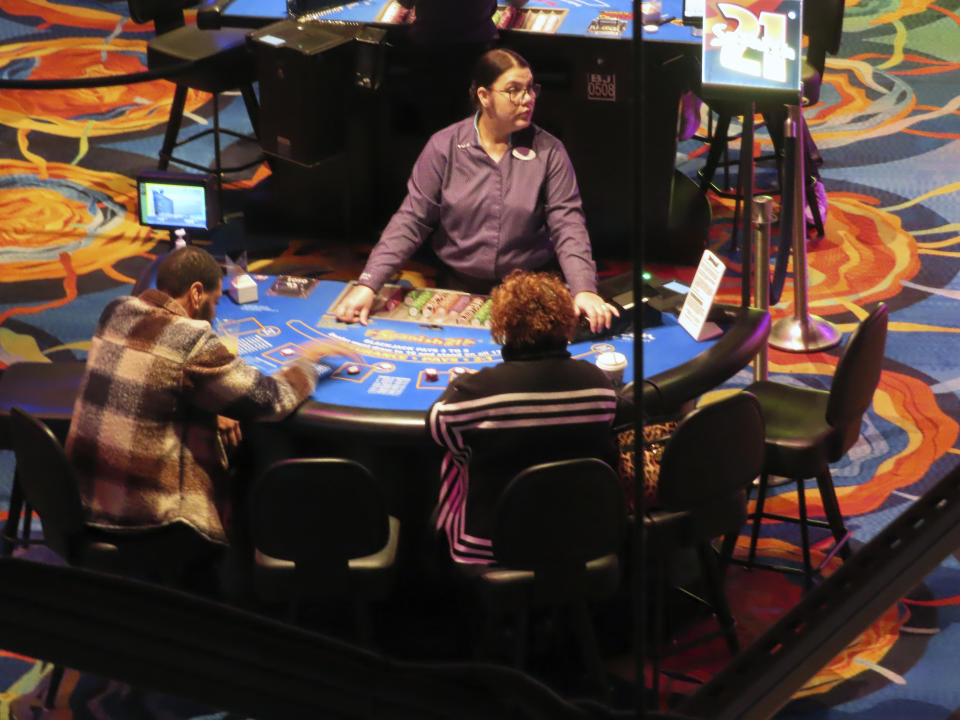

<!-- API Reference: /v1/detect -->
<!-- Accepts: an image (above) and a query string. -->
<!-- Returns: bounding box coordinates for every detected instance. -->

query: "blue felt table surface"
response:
[216,278,717,412]
[218,0,699,44]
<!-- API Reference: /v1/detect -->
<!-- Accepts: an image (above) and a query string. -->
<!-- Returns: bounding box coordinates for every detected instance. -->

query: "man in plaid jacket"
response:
[66,247,350,546]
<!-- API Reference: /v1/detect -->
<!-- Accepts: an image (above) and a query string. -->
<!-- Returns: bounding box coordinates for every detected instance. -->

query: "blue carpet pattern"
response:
[2,0,960,716]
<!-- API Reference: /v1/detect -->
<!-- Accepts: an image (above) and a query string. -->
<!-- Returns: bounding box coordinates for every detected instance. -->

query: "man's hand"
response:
[334,285,376,325]
[217,415,242,452]
[573,291,620,333]
[300,338,364,364]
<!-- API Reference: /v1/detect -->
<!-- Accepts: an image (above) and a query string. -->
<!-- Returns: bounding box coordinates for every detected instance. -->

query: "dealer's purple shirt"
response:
[358,115,599,297]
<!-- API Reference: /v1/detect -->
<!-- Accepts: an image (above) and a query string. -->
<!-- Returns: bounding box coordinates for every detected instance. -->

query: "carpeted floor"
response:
[2,0,960,716]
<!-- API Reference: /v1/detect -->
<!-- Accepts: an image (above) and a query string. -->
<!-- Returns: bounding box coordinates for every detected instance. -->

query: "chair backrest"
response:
[491,458,626,570]
[9,407,87,560]
[249,458,390,569]
[826,303,889,448]
[655,392,765,511]
[805,0,846,75]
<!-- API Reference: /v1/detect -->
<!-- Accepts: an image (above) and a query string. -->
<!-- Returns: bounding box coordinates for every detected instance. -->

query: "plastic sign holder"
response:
[679,250,726,341]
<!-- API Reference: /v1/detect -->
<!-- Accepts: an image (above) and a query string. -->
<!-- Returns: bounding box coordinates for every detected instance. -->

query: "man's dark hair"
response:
[155,247,222,297]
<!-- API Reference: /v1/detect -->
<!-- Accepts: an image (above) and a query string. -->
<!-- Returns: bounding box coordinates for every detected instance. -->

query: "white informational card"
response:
[679,249,726,341]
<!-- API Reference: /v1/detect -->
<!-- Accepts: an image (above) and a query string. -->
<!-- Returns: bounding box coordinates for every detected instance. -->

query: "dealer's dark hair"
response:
[469,48,530,111]
[156,246,221,297]
[490,270,576,349]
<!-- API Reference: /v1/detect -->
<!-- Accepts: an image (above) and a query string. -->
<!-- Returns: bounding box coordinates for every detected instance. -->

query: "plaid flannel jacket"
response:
[66,289,317,543]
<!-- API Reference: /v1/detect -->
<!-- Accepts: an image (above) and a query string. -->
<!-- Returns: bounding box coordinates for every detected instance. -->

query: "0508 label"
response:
[586,73,616,102]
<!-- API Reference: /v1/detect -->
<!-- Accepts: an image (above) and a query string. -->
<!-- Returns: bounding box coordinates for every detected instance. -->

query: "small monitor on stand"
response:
[137,170,220,244]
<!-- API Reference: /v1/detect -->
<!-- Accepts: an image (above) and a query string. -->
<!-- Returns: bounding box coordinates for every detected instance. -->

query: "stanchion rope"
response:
[0,59,199,90]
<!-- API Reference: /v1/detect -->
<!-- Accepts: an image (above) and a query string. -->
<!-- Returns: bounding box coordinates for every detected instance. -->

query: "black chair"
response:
[698,0,846,239]
[8,406,223,708]
[463,458,627,697]
[643,392,765,703]
[248,458,400,645]
[0,361,85,556]
[127,0,262,193]
[742,303,889,587]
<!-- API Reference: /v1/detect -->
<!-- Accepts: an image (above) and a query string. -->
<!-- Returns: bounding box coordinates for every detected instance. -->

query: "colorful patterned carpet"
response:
[2,0,960,716]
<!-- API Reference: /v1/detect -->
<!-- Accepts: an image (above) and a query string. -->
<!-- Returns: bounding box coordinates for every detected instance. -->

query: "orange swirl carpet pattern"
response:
[2,0,960,716]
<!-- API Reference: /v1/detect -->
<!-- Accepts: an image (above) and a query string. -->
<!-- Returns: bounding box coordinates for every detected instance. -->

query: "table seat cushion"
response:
[745,380,840,479]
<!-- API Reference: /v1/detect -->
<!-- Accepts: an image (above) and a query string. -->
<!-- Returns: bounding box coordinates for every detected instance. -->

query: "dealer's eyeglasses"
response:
[493,82,542,104]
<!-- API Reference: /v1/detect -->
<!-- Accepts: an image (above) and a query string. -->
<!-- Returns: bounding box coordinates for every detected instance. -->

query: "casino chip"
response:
[346,364,361,375]
[424,368,439,381]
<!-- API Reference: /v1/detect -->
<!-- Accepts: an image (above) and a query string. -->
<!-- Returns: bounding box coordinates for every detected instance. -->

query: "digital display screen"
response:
[138,180,209,230]
[258,33,286,46]
[701,0,803,98]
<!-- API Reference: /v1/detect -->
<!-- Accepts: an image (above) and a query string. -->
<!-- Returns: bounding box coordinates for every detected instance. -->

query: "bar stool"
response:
[741,304,888,588]
[127,0,263,198]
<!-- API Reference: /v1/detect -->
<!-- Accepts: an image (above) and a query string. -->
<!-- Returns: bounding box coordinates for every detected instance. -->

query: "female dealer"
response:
[334,48,617,333]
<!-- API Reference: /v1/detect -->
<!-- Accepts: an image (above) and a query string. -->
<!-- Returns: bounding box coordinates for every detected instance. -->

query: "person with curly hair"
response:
[427,270,626,564]
[335,47,618,334]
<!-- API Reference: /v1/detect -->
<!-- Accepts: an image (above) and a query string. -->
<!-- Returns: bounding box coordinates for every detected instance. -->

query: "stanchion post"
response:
[753,195,773,381]
[768,102,841,353]
[739,105,755,309]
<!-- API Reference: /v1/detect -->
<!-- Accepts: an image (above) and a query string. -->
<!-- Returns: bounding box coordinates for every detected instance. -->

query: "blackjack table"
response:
[215,276,770,440]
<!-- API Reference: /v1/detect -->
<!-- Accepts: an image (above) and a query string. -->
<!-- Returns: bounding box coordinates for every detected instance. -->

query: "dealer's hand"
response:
[300,339,364,364]
[574,291,620,333]
[334,284,376,325]
[217,415,242,452]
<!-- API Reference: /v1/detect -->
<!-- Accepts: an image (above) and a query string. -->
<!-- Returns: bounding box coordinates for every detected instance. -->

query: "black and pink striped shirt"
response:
[429,345,620,564]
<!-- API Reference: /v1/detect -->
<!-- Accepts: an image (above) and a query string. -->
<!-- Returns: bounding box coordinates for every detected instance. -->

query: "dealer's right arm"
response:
[335,134,447,324]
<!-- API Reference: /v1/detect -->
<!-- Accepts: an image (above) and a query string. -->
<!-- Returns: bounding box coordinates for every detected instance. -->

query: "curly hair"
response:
[489,270,576,348]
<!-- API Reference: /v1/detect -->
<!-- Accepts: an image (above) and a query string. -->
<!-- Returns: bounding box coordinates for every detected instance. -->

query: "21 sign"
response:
[701,0,803,98]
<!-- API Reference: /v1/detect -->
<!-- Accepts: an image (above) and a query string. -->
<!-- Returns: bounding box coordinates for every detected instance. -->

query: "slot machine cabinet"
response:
[526,42,635,258]
[501,32,708,263]
[248,21,387,234]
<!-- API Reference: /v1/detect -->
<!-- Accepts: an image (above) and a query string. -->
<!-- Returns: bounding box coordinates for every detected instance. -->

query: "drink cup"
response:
[596,351,627,389]
[216,321,239,356]
[221,332,239,356]
[641,0,662,23]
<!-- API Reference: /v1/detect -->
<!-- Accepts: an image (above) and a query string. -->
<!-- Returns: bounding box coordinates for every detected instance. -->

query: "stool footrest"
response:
[735,529,851,575]
[161,151,264,176]
[731,557,812,577]
[750,511,832,530]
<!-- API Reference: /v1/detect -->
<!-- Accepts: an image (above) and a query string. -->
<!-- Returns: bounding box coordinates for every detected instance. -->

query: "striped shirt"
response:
[429,346,619,564]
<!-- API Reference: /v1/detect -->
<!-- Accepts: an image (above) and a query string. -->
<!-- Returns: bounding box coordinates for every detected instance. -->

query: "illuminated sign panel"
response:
[701,0,803,99]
